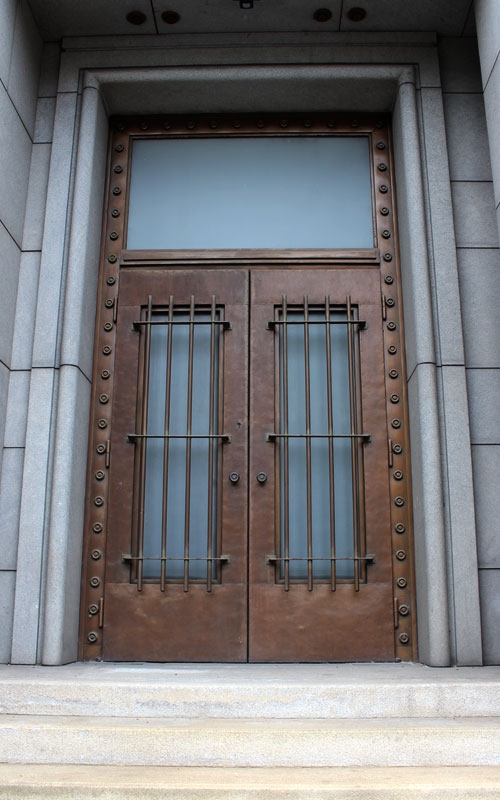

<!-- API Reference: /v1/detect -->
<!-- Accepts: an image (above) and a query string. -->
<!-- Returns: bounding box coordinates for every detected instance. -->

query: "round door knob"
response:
[256,472,267,484]
[229,472,240,484]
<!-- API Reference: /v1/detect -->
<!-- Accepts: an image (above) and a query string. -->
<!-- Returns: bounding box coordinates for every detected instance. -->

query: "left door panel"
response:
[102,269,248,662]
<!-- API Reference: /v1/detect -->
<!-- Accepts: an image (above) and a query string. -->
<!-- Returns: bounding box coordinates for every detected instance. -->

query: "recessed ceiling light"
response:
[347,7,367,22]
[313,8,333,22]
[162,10,181,24]
[126,10,147,25]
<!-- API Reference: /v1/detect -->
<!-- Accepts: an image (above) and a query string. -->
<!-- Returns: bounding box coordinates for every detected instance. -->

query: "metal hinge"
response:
[105,439,111,469]
[388,438,393,468]
[393,596,399,629]
[99,596,104,628]
[382,293,387,321]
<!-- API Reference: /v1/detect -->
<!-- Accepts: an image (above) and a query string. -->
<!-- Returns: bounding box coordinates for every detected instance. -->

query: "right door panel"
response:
[249,269,394,662]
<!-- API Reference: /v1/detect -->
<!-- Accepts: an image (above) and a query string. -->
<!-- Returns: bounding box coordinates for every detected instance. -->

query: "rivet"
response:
[113,165,123,174]
[380,207,390,216]
[382,229,391,239]
[351,119,359,128]
[376,120,384,129]
[95,470,105,481]
[140,122,149,130]
[395,522,406,534]
[388,345,397,355]
[379,185,389,193]
[111,209,120,218]
[397,576,407,589]
[115,144,124,153]
[107,277,116,285]
[399,604,410,616]
[378,163,388,171]
[87,631,98,643]
[96,444,106,455]
[393,444,403,455]
[103,322,113,332]
[393,470,404,481]
[91,549,102,560]
[99,394,109,404]
[391,419,401,429]
[389,369,399,379]
[186,120,196,130]
[399,632,410,644]
[303,119,312,128]
[387,321,397,331]
[108,255,117,264]
[101,369,110,380]
[94,496,104,507]
[396,549,406,561]
[233,120,241,129]
[105,299,114,308]
[256,119,265,128]
[383,253,393,262]
[386,297,395,307]
[110,231,119,240]
[209,120,218,129]
[384,275,394,284]
[395,496,405,508]
[112,187,121,195]
[89,603,99,615]
[390,394,400,404]
[93,522,103,534]
[98,418,108,428]
[327,120,335,128]
[102,346,112,355]
[280,119,288,128]
[376,141,386,150]
[163,121,172,130]
[116,123,125,131]
[90,577,101,588]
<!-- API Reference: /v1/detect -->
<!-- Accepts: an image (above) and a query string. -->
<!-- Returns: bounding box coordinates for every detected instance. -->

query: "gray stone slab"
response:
[3,369,30,447]
[10,251,41,370]
[472,445,500,566]
[0,220,21,369]
[475,0,500,88]
[338,0,470,36]
[0,0,17,88]
[0,360,9,453]
[457,248,500,368]
[42,365,91,664]
[30,0,156,39]
[438,38,483,93]
[7,0,42,138]
[0,81,32,247]
[440,366,482,665]
[479,569,500,664]
[483,59,500,210]
[0,447,24,570]
[34,97,56,144]
[467,368,500,444]
[21,143,51,252]
[443,93,492,182]
[0,571,15,663]
[10,367,56,664]
[38,42,61,98]
[451,182,498,248]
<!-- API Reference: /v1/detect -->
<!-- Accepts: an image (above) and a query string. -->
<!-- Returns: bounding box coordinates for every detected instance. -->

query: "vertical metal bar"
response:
[346,296,360,592]
[184,296,195,592]
[137,295,153,592]
[303,295,313,592]
[325,296,336,592]
[160,295,174,592]
[282,295,290,591]
[206,296,217,592]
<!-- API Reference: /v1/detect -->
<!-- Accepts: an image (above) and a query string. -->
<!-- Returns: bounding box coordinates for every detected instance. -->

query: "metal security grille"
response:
[266,295,371,591]
[124,295,230,591]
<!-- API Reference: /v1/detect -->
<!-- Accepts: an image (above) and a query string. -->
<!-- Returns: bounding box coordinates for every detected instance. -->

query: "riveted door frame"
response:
[79,112,416,662]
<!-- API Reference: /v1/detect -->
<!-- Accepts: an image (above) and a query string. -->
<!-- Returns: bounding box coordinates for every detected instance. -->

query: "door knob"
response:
[229,471,240,484]
[256,472,267,484]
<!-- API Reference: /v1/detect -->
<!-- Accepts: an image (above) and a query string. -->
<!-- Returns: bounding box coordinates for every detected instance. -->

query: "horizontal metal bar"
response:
[266,432,371,442]
[133,320,231,330]
[122,554,232,564]
[265,554,375,565]
[128,433,231,443]
[266,320,366,330]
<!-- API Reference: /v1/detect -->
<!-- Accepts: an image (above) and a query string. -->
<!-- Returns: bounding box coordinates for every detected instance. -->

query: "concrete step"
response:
[1,663,500,719]
[1,765,500,799]
[1,715,500,767]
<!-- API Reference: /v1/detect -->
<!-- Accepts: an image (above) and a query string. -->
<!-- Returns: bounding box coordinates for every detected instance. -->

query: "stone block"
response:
[0,219,21,369]
[0,81,32,247]
[0,0,17,87]
[467,368,500,444]
[34,97,56,143]
[483,59,500,210]
[472,445,500,566]
[3,369,30,447]
[7,0,43,138]
[0,571,15,663]
[475,0,500,88]
[451,182,498,248]
[438,38,483,93]
[0,361,9,452]
[443,93,492,182]
[479,569,500,664]
[21,144,51,252]
[10,251,41,370]
[457,248,500,368]
[0,447,24,570]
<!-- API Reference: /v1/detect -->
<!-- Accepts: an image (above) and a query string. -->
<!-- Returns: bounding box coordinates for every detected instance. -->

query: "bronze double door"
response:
[102,265,394,662]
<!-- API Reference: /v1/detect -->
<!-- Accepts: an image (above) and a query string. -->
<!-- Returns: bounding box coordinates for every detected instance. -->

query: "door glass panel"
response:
[141,305,220,581]
[278,301,363,585]
[127,137,373,250]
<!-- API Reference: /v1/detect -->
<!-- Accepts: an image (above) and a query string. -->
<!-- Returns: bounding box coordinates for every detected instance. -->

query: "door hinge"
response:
[99,596,104,628]
[105,439,111,469]
[393,596,399,629]
[382,293,387,321]
[388,438,393,468]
